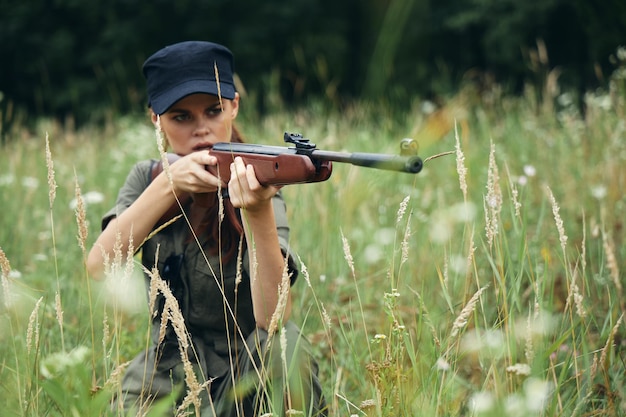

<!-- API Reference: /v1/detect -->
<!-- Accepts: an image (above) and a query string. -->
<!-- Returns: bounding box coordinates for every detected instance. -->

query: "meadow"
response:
[1,66,625,416]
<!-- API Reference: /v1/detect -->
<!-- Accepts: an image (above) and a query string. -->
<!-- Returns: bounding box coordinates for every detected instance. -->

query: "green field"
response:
[1,73,625,416]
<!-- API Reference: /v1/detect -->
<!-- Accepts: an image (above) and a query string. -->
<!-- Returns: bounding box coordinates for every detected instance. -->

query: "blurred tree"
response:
[0,0,623,135]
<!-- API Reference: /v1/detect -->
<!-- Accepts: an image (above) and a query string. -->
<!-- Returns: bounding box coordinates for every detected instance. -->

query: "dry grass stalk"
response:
[147,250,160,321]
[341,230,372,358]
[589,352,598,382]
[581,212,587,274]
[449,285,488,340]
[504,163,522,219]
[214,62,223,109]
[525,309,535,364]
[424,150,455,164]
[143,262,205,415]
[26,296,44,354]
[0,247,11,308]
[321,303,332,332]
[112,230,124,274]
[54,291,64,335]
[533,281,541,319]
[99,228,130,284]
[400,218,411,267]
[104,360,131,391]
[341,231,355,277]
[396,194,412,269]
[602,229,621,296]
[546,186,568,254]
[396,196,410,224]
[592,313,624,379]
[563,267,586,319]
[235,235,245,289]
[511,183,521,219]
[73,173,88,254]
[154,115,172,184]
[300,256,312,289]
[218,182,225,224]
[455,122,468,202]
[249,243,259,288]
[411,288,440,348]
[268,258,292,338]
[102,311,110,360]
[442,252,450,289]
[45,132,57,208]
[279,327,290,408]
[141,215,183,247]
[466,229,476,279]
[124,226,136,279]
[299,258,332,332]
[484,141,502,248]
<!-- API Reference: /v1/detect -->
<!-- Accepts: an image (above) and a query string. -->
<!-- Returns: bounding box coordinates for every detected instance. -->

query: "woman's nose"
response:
[192,116,211,136]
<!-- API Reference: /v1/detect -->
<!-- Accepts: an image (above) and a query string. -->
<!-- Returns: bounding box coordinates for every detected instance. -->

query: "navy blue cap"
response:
[143,41,236,115]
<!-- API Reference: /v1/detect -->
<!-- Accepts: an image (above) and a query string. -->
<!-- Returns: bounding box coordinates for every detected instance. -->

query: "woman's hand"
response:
[166,151,223,194]
[228,156,280,211]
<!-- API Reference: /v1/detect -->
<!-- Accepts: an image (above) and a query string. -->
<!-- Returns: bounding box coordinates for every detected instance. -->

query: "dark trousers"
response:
[118,322,327,416]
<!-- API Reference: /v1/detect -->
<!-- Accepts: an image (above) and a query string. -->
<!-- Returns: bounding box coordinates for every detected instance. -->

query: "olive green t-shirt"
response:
[102,159,298,376]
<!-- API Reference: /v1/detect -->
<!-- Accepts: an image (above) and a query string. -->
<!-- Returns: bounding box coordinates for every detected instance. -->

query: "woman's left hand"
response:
[228,157,280,211]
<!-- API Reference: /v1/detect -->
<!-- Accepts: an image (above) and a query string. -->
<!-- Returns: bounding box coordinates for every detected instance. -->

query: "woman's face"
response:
[153,92,240,155]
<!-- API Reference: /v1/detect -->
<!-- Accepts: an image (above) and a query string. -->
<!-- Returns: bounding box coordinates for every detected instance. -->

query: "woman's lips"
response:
[193,144,213,151]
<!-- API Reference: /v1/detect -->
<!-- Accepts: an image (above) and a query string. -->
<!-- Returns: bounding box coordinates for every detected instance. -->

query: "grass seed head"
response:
[45,133,57,208]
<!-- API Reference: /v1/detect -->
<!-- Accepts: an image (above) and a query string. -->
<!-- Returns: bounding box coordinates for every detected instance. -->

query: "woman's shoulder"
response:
[124,158,160,185]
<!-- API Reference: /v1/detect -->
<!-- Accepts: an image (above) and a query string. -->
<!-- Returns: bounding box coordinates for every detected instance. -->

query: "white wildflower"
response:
[524,378,553,412]
[421,100,436,114]
[22,176,40,189]
[591,185,607,200]
[40,346,91,379]
[436,357,450,371]
[506,363,531,376]
[523,165,536,177]
[469,391,495,413]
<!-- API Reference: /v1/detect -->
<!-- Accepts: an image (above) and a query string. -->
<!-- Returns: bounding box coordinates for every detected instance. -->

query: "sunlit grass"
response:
[1,67,625,416]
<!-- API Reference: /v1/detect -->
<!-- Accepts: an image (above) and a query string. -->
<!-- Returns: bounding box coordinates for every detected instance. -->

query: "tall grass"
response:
[1,59,625,415]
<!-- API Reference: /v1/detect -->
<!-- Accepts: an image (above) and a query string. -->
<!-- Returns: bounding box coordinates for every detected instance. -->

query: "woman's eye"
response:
[207,107,222,115]
[172,114,190,122]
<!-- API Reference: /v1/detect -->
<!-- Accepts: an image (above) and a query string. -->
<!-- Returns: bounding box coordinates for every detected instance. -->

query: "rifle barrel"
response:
[311,150,423,174]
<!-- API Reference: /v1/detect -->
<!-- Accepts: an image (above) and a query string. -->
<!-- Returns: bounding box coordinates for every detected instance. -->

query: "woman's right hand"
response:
[166,151,224,194]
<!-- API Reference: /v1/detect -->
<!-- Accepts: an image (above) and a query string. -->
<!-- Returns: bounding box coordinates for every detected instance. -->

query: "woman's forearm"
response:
[86,174,177,279]
[243,201,293,330]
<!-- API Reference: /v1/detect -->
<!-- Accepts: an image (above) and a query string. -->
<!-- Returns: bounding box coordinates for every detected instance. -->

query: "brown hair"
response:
[195,125,245,262]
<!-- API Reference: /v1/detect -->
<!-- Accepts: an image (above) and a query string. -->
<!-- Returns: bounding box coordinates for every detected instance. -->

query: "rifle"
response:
[152,132,423,228]
[202,132,423,186]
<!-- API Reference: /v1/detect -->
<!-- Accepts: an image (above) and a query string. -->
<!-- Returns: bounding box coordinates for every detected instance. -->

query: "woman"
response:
[87,41,326,416]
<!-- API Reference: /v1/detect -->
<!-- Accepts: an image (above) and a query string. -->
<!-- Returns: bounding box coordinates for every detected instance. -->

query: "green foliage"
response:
[1,0,625,135]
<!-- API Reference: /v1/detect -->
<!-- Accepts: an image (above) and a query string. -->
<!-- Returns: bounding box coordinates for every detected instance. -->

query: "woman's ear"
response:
[150,110,160,127]
[231,93,240,119]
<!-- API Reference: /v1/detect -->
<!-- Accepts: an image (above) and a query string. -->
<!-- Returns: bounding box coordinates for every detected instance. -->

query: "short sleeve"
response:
[273,191,300,283]
[101,160,154,230]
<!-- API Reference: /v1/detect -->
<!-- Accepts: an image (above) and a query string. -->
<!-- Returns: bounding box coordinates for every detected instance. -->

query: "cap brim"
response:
[150,79,236,115]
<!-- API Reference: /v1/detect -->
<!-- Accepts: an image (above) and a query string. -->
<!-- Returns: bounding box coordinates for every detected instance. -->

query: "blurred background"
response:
[0,0,624,135]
